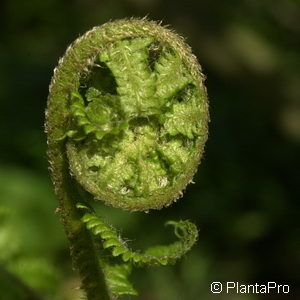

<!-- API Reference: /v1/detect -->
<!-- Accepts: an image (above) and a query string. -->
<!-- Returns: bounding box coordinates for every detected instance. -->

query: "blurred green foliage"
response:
[0,0,299,299]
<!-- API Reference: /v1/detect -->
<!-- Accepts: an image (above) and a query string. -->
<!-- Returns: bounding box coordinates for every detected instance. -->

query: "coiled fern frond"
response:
[45,18,209,300]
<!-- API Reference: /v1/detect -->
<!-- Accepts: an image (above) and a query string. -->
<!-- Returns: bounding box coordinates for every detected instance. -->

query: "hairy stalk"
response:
[46,18,209,299]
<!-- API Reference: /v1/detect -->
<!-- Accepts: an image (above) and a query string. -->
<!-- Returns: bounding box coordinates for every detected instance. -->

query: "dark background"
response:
[0,0,299,299]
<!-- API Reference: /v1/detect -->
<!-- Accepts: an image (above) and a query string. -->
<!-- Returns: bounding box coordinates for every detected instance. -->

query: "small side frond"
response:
[77,203,198,267]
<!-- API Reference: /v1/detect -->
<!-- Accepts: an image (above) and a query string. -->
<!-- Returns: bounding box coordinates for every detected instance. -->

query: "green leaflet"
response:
[101,263,138,296]
[67,90,127,141]
[77,203,198,296]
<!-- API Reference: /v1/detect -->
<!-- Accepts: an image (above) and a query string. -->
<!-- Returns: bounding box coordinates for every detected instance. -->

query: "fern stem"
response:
[49,145,110,299]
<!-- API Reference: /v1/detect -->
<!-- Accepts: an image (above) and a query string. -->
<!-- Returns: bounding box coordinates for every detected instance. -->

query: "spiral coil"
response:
[46,18,208,299]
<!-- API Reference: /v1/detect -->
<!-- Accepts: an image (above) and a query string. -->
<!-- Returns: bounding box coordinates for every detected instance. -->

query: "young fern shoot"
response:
[45,18,209,300]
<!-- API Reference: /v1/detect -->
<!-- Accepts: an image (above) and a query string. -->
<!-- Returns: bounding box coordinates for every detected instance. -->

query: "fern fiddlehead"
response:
[45,18,209,299]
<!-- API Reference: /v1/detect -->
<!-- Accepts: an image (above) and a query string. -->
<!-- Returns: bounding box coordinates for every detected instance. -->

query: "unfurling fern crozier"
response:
[46,18,209,299]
